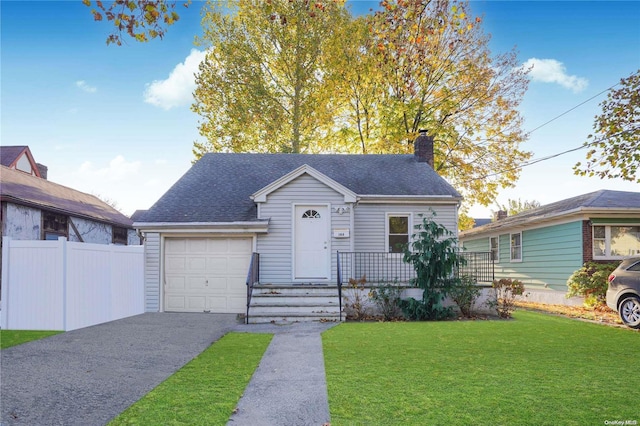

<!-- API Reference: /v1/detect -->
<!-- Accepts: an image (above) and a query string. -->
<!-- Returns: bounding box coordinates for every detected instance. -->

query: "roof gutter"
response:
[357,194,462,204]
[460,206,640,238]
[133,220,270,233]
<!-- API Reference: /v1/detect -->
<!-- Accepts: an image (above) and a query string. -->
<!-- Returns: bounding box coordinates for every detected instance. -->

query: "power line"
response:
[526,83,619,135]
[472,77,624,148]
[462,128,637,183]
[527,70,638,135]
[461,72,639,183]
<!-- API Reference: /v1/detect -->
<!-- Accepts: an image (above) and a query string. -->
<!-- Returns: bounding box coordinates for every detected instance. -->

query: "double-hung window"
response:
[510,232,522,262]
[387,214,410,253]
[490,236,499,262]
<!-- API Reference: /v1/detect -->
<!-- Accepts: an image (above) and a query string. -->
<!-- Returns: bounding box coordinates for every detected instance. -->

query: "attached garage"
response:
[163,237,253,313]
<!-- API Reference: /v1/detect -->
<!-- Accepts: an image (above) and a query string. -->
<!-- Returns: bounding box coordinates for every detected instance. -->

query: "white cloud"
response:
[143,49,207,110]
[76,80,97,93]
[77,155,141,182]
[522,58,588,93]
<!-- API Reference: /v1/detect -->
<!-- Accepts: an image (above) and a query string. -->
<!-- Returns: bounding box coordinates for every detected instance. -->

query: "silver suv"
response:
[606,257,640,329]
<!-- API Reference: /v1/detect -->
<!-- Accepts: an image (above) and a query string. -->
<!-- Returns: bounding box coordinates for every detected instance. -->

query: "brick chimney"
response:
[36,163,48,180]
[414,130,434,168]
[495,210,507,221]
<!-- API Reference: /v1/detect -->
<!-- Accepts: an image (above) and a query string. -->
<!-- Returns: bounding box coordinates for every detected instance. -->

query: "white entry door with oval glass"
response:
[294,205,330,280]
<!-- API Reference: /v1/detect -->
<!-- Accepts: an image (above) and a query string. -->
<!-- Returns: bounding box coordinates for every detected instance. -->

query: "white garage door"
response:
[164,237,252,313]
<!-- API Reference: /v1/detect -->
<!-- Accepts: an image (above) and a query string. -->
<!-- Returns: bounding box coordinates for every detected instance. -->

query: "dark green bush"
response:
[399,214,466,321]
[566,262,618,307]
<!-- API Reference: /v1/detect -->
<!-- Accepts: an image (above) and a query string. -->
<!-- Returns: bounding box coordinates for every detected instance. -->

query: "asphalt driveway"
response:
[0,313,240,425]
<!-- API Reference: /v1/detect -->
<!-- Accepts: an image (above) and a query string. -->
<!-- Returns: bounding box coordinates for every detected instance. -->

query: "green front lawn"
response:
[109,332,272,426]
[0,330,62,349]
[323,311,639,425]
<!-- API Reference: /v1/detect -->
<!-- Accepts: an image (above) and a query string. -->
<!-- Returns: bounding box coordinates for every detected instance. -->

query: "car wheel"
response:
[618,296,640,329]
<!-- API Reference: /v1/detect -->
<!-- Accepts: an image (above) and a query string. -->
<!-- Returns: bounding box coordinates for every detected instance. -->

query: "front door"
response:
[294,205,330,279]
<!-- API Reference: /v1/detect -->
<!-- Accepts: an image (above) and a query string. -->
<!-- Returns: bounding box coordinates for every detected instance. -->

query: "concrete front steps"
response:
[247,284,344,324]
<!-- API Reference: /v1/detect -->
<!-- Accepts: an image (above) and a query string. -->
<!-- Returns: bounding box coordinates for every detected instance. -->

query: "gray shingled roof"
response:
[461,190,640,237]
[1,146,28,167]
[1,165,133,227]
[136,153,462,223]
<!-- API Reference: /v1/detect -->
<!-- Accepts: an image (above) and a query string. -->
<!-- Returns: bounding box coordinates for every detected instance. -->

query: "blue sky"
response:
[1,1,639,217]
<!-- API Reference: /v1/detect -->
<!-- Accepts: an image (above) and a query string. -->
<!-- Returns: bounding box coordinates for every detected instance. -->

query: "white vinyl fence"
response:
[1,237,144,331]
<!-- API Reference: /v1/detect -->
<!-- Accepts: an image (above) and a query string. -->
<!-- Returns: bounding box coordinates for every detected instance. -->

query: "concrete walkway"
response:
[228,322,338,426]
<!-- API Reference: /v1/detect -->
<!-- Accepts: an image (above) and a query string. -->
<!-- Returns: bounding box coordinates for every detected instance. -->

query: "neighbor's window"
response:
[593,225,640,258]
[112,226,128,245]
[490,236,499,262]
[387,214,410,253]
[510,232,522,262]
[42,211,68,240]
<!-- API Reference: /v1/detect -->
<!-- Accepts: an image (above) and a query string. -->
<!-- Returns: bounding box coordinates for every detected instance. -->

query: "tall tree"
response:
[83,0,187,45]
[574,70,640,183]
[354,0,531,208]
[192,0,531,213]
[192,0,350,155]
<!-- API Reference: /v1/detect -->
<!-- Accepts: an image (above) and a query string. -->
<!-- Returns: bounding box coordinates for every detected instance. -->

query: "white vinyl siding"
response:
[144,232,161,312]
[354,204,458,252]
[256,174,351,283]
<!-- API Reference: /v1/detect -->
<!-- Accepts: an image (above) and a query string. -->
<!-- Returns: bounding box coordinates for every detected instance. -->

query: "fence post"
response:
[1,236,11,329]
[59,237,68,331]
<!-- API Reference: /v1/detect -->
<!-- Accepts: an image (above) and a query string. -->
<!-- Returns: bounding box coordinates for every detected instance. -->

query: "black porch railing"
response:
[459,251,494,283]
[245,252,260,324]
[336,251,494,289]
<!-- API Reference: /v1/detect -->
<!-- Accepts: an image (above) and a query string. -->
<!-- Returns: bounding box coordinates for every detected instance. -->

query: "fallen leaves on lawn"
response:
[515,301,622,326]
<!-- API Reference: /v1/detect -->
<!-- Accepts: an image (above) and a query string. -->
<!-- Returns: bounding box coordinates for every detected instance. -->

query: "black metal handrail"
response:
[245,252,260,324]
[336,251,416,285]
[336,251,494,286]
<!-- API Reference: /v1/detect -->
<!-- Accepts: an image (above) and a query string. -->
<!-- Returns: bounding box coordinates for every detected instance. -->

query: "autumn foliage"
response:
[574,69,640,183]
[191,0,531,214]
[83,0,187,45]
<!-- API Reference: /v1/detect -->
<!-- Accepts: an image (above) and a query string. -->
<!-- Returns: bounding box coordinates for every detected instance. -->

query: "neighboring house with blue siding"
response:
[459,190,640,305]
[133,133,465,320]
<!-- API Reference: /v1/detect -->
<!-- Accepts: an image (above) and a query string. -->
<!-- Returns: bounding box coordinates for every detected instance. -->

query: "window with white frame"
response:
[387,214,410,253]
[510,232,522,262]
[490,236,499,262]
[593,225,640,258]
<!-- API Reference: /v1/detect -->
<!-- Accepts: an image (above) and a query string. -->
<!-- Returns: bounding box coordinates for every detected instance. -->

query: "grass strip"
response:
[110,332,272,426]
[323,311,639,425]
[0,330,62,349]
